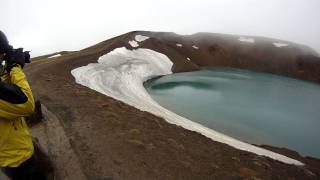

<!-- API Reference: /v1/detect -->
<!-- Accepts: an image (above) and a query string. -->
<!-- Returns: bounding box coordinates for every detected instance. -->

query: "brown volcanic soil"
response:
[24,31,320,179]
[140,31,320,83]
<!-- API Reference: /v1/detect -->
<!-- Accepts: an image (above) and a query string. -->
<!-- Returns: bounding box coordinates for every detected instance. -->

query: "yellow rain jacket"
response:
[0,66,35,167]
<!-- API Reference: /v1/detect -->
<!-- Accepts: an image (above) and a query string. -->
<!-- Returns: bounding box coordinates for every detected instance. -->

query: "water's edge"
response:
[144,67,320,159]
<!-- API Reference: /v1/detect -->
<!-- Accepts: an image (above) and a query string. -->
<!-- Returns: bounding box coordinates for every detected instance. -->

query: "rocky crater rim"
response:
[71,45,304,166]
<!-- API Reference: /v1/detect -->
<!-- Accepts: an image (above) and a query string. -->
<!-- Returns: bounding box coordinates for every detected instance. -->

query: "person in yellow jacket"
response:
[0,31,48,180]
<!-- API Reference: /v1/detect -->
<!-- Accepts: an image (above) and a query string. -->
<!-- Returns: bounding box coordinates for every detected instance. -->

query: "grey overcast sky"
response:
[1,0,320,56]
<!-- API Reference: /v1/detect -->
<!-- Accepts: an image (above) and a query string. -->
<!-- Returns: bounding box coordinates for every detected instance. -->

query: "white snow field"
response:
[238,37,255,43]
[273,42,289,48]
[192,45,199,49]
[48,54,61,58]
[128,40,139,47]
[135,35,149,42]
[71,47,303,166]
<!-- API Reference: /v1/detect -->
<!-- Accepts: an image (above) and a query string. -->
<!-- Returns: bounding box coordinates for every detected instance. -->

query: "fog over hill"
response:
[1,0,320,56]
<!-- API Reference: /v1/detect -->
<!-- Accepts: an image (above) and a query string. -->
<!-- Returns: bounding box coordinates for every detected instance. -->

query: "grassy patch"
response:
[106,111,121,120]
[127,139,145,148]
[129,129,141,135]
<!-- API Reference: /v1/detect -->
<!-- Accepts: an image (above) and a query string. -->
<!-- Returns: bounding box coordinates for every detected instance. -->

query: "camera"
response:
[0,48,31,75]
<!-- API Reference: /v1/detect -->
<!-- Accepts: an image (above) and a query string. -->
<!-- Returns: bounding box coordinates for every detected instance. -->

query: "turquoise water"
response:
[144,67,320,158]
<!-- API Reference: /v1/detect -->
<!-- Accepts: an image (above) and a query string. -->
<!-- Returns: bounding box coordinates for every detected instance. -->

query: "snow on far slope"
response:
[71,47,303,166]
[273,42,289,48]
[239,37,255,43]
[48,54,61,58]
[135,35,149,42]
[192,45,199,49]
[176,44,183,47]
[129,40,139,47]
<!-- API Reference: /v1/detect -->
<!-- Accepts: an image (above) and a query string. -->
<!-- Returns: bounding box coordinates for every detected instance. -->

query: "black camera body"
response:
[0,48,31,74]
[11,48,31,64]
[24,51,31,63]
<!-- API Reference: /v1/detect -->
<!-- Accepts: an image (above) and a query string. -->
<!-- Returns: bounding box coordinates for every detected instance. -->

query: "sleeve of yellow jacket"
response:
[0,66,35,119]
[0,66,35,167]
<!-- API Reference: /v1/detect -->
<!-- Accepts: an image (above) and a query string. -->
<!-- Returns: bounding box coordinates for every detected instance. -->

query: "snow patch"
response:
[129,40,139,48]
[71,47,303,166]
[48,54,61,58]
[174,32,194,36]
[192,45,199,49]
[239,37,255,43]
[135,35,149,42]
[176,44,183,47]
[273,42,289,48]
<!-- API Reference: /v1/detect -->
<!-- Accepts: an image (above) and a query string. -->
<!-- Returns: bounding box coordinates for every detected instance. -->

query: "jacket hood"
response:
[0,31,12,54]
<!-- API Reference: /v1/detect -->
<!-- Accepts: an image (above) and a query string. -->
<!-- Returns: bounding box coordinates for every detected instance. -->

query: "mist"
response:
[1,0,319,57]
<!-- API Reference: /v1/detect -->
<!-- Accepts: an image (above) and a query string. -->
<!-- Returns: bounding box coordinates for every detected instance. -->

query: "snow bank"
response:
[128,35,149,48]
[192,45,199,49]
[239,37,255,43]
[128,40,139,47]
[174,32,193,36]
[71,47,303,166]
[135,35,149,42]
[176,43,183,47]
[273,42,289,48]
[48,54,61,58]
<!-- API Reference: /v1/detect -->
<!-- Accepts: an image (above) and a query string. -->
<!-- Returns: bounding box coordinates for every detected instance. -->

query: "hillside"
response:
[23,31,320,179]
[81,31,320,83]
